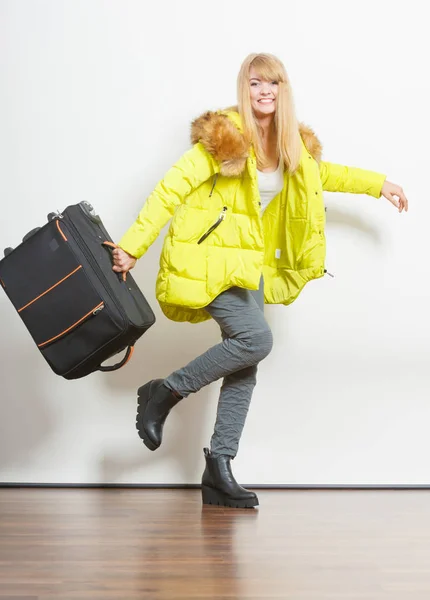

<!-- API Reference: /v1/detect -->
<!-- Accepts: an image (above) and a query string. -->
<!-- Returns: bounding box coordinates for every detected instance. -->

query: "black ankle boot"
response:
[201,447,259,508]
[136,379,182,451]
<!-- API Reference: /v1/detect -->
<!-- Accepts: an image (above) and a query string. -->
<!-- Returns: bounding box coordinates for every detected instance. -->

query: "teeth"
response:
[259,100,273,103]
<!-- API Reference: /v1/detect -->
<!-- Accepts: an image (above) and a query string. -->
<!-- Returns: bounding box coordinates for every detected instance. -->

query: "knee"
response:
[245,326,273,363]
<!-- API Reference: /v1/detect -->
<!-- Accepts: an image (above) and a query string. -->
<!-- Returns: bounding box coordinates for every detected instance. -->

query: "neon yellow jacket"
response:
[119,109,386,323]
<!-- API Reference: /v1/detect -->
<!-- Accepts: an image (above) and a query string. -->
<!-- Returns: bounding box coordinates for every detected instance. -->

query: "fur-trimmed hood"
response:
[190,108,323,177]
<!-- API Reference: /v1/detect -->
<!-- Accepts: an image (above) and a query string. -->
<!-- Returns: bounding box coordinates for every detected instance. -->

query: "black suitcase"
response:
[0,201,155,379]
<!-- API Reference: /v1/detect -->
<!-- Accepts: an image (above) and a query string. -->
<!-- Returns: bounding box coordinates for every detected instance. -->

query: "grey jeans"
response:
[164,277,273,458]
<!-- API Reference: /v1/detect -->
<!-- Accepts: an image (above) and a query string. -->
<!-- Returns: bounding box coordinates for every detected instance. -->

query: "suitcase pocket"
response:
[37,302,105,348]
[18,262,106,348]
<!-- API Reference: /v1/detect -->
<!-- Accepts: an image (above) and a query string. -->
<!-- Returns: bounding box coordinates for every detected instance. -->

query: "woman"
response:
[113,53,408,509]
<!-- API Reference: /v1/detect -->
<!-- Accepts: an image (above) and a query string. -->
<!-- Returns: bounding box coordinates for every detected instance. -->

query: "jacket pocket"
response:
[197,207,228,244]
[295,226,325,269]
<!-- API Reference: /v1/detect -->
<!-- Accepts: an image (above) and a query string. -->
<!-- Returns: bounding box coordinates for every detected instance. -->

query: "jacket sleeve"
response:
[319,161,386,199]
[118,142,218,258]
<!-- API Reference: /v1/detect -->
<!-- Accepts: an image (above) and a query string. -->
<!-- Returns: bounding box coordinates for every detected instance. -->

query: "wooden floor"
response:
[1,489,430,599]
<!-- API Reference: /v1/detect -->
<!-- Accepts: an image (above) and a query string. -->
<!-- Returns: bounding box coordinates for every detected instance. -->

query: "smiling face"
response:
[249,65,279,118]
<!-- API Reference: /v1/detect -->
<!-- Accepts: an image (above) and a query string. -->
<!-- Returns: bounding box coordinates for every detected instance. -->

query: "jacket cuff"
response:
[118,228,145,259]
[371,172,387,199]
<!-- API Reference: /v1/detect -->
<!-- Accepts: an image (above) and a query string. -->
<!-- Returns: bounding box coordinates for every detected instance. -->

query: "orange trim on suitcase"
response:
[102,241,117,250]
[56,220,68,241]
[124,345,135,366]
[37,301,104,348]
[18,265,83,312]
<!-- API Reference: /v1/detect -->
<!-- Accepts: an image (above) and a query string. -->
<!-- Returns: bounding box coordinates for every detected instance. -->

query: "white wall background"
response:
[0,0,428,485]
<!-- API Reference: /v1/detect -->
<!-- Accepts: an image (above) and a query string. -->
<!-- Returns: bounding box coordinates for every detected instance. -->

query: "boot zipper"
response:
[198,207,228,244]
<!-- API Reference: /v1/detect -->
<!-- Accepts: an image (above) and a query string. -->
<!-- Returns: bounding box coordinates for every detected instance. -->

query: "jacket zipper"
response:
[207,161,331,276]
[57,215,127,327]
[197,207,228,244]
[209,173,219,197]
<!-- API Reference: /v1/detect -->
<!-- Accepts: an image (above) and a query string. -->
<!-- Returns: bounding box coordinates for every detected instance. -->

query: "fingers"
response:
[111,249,127,274]
[110,247,136,275]
[113,262,128,273]
[398,188,409,212]
[382,181,409,213]
[387,192,399,209]
[112,248,122,261]
[386,186,408,213]
[387,191,409,213]
[112,248,127,268]
[113,257,125,268]
[393,190,408,213]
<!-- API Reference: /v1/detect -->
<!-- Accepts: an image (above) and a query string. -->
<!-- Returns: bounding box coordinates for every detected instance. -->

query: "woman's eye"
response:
[272,81,279,85]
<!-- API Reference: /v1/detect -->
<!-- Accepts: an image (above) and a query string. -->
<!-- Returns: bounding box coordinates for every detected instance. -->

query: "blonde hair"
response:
[235,53,302,174]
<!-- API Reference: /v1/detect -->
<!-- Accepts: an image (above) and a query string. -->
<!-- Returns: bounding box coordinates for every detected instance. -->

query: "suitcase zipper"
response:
[58,216,128,327]
[38,302,105,348]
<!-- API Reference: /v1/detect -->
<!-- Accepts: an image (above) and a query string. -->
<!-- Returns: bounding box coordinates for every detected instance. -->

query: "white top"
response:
[256,160,284,214]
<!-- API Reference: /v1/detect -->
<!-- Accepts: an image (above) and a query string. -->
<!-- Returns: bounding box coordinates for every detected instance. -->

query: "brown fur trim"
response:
[190,110,323,176]
[190,111,249,177]
[298,123,323,163]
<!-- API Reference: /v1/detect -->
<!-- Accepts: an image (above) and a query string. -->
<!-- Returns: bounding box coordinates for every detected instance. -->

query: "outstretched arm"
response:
[319,161,408,212]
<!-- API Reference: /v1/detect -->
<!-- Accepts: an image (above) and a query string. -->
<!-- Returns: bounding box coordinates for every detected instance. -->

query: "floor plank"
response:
[0,489,429,598]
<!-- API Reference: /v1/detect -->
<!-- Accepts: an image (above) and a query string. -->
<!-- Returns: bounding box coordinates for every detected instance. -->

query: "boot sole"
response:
[136,383,159,452]
[201,484,259,509]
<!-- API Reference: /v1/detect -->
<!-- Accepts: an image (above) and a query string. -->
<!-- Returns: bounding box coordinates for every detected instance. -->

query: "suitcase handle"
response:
[101,241,127,282]
[98,345,135,372]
